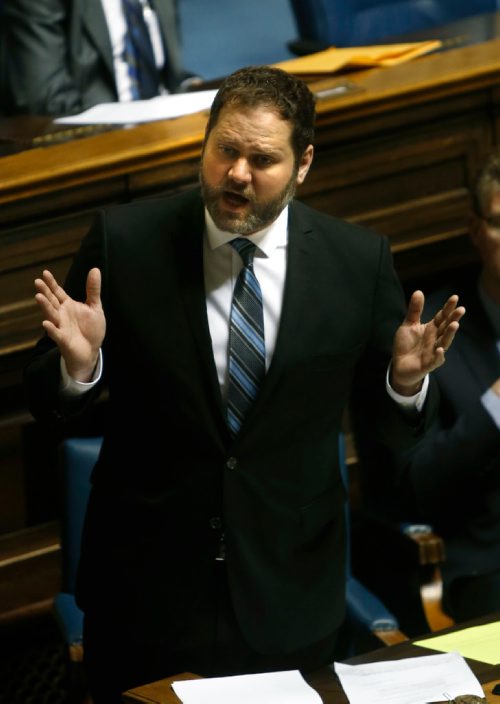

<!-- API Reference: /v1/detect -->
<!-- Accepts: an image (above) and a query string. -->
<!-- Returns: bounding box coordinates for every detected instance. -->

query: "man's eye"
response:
[254,155,273,167]
[219,145,236,157]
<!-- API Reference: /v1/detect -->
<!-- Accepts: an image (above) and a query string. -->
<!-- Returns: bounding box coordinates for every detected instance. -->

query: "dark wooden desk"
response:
[122,615,500,703]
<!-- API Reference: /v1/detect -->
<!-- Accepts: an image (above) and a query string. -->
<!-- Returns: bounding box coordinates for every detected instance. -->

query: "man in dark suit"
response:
[1,0,195,116]
[24,66,464,703]
[395,151,500,622]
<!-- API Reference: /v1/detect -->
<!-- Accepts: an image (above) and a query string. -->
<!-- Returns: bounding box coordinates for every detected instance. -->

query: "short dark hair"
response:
[205,65,316,164]
[474,149,500,216]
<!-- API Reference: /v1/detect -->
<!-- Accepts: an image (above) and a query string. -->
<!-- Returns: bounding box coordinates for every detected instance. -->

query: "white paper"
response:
[171,669,323,704]
[334,651,484,704]
[54,89,217,125]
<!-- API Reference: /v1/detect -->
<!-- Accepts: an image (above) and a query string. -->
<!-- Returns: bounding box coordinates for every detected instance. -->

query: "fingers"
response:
[34,274,61,313]
[433,295,466,352]
[33,270,65,328]
[41,319,62,343]
[86,268,102,307]
[435,320,460,354]
[404,290,425,325]
[35,270,67,306]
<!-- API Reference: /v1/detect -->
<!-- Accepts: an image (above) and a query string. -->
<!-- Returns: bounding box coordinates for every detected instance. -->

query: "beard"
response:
[199,169,298,235]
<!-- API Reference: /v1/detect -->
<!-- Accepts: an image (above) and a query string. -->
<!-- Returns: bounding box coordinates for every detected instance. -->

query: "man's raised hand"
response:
[390,290,465,396]
[34,268,106,382]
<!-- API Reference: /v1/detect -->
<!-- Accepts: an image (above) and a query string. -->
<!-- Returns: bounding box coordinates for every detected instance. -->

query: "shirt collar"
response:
[204,205,289,257]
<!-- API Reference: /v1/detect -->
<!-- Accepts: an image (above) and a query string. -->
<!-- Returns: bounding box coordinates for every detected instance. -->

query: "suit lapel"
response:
[237,201,317,431]
[170,195,230,437]
[81,0,115,78]
[266,201,315,381]
[151,0,176,52]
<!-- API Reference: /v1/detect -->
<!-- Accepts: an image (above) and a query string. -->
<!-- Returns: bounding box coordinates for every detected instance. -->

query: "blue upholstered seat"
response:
[338,432,406,650]
[288,0,496,48]
[54,437,102,659]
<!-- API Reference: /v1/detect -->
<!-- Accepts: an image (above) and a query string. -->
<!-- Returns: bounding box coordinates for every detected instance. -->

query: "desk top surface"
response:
[2,10,500,173]
[3,33,500,209]
[122,614,500,704]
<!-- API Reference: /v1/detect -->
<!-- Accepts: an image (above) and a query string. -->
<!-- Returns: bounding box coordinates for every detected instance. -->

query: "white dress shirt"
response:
[62,203,428,411]
[204,206,287,399]
[100,0,166,102]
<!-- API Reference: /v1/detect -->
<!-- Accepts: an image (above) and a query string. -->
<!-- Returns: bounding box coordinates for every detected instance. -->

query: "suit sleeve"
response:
[350,234,439,454]
[3,0,83,115]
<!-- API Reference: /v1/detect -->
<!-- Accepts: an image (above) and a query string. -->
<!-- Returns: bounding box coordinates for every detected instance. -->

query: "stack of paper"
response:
[171,670,322,704]
[334,651,484,704]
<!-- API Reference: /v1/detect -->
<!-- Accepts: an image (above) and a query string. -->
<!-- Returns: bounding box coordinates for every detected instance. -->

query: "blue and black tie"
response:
[227,238,266,437]
[121,0,160,99]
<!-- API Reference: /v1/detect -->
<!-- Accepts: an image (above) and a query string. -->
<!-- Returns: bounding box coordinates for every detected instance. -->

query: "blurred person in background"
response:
[1,0,199,116]
[390,150,500,622]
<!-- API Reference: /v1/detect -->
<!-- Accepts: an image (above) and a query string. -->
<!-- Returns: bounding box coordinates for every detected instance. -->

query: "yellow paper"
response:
[273,40,442,75]
[414,621,500,665]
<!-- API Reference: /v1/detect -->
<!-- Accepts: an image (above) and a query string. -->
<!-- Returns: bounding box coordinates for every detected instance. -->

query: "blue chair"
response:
[54,436,103,703]
[339,432,407,651]
[288,0,496,50]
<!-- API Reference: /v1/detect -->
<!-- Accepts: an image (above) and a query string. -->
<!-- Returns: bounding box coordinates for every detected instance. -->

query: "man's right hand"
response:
[34,268,106,382]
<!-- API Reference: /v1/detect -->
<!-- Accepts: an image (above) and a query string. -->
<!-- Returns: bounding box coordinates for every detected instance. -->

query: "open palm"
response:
[34,268,106,381]
[391,290,465,394]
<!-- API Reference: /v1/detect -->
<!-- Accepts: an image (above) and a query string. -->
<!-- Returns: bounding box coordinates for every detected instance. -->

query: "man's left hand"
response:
[390,290,465,396]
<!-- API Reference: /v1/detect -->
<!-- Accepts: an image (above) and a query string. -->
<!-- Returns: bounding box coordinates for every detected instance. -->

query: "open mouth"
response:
[223,190,250,208]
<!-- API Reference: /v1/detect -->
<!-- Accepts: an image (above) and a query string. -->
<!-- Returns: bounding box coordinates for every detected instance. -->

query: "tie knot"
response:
[230,238,257,267]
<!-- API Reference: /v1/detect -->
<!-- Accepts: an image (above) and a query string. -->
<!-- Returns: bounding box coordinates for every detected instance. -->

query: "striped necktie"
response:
[227,238,266,437]
[121,0,160,99]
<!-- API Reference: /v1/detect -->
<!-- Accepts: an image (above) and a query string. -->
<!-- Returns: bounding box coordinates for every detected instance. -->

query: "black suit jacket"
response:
[400,280,500,587]
[25,188,437,656]
[2,0,190,115]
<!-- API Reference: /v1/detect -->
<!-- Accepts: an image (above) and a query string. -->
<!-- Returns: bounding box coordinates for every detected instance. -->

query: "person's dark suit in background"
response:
[393,152,500,622]
[24,66,464,703]
[1,0,196,116]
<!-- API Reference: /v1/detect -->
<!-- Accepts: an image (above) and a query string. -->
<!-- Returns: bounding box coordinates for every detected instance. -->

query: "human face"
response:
[471,183,500,293]
[200,104,313,235]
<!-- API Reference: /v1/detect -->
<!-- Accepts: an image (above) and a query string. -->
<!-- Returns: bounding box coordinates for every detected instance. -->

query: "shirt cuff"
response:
[481,388,500,430]
[386,366,429,413]
[60,349,103,397]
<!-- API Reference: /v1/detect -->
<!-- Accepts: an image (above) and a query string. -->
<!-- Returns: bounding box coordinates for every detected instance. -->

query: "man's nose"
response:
[228,158,252,184]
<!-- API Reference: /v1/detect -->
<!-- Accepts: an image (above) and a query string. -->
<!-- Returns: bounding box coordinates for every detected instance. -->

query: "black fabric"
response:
[24,188,438,700]
[84,561,339,704]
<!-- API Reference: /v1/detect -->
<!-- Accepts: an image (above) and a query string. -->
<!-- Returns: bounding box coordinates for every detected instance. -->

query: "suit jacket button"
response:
[226,457,238,470]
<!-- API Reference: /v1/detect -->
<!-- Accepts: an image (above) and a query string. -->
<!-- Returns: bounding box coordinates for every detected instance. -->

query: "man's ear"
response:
[296,145,314,185]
